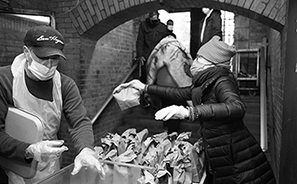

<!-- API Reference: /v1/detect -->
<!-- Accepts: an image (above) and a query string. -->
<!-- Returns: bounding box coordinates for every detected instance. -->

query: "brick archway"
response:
[69,0,286,40]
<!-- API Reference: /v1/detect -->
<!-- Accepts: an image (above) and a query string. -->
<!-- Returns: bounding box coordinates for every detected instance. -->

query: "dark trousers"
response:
[0,167,8,184]
[140,64,147,84]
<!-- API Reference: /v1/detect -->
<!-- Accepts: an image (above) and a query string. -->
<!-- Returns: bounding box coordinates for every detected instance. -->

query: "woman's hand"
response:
[155,105,189,121]
[140,56,146,66]
[113,79,146,93]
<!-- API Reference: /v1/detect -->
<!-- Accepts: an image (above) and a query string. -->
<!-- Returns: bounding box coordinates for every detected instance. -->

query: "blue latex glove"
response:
[71,147,106,179]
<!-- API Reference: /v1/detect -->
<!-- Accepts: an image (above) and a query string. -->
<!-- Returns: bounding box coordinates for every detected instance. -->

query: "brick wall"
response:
[266,28,284,182]
[267,6,288,181]
[0,14,42,66]
[69,0,286,39]
[80,21,134,117]
[49,0,83,86]
[234,15,269,49]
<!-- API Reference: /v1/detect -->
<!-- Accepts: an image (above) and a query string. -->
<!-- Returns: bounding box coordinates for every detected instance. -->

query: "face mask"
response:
[167,25,173,31]
[150,19,158,26]
[190,57,213,76]
[27,52,57,81]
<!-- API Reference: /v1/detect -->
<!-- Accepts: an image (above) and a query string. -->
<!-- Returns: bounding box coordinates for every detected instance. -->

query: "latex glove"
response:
[113,79,146,94]
[155,105,189,121]
[26,140,68,162]
[71,147,106,179]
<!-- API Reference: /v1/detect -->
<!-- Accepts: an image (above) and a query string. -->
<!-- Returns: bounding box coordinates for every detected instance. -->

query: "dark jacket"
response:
[136,18,168,60]
[198,10,222,50]
[166,30,176,39]
[146,68,275,184]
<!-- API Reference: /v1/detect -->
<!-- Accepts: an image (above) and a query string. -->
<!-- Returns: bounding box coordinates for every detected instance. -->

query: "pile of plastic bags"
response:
[94,128,205,184]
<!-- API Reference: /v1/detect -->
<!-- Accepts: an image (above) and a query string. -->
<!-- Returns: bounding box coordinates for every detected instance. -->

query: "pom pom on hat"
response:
[197,36,236,64]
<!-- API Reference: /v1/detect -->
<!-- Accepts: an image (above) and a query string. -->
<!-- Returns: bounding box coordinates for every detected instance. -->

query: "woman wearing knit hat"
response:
[114,36,275,184]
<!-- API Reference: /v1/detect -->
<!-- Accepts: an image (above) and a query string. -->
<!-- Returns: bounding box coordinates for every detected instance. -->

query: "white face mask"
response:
[190,57,213,76]
[27,53,57,81]
[167,25,173,31]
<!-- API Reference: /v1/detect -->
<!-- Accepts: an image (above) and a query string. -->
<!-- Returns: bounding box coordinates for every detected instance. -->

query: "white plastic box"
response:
[0,107,43,178]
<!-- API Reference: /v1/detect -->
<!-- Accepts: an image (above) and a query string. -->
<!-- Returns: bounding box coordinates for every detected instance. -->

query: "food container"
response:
[34,162,145,184]
[34,163,105,184]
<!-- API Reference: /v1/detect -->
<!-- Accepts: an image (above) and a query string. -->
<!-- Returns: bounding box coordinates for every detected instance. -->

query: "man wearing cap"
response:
[114,36,275,184]
[0,26,105,184]
[136,11,167,83]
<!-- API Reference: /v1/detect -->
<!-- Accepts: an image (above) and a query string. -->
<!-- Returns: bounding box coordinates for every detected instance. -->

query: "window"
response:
[158,9,234,50]
[221,11,235,45]
[159,9,191,51]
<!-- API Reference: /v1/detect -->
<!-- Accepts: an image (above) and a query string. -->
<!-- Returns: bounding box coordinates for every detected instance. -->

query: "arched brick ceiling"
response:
[69,0,286,40]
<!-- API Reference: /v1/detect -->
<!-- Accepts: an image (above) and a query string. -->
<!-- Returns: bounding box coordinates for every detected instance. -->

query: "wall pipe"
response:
[260,43,268,151]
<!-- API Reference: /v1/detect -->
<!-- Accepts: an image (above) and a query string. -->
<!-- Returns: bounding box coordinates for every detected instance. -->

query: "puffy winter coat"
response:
[146,69,275,184]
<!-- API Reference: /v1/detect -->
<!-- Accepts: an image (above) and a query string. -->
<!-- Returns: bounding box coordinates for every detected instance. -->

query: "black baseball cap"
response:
[24,26,66,59]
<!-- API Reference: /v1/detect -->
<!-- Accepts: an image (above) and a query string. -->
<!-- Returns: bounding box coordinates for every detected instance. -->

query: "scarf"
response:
[191,67,230,106]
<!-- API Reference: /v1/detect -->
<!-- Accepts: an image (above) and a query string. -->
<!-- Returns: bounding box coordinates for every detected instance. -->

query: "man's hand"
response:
[26,140,68,162]
[140,56,146,66]
[155,105,189,121]
[71,147,106,179]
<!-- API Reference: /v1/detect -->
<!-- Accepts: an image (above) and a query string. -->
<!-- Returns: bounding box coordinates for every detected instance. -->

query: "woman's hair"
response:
[167,19,174,25]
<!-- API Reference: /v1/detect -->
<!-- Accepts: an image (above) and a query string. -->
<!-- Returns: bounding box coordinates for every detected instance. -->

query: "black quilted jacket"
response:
[146,71,275,184]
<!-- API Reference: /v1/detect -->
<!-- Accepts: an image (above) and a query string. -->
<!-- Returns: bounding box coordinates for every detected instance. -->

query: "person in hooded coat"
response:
[115,36,276,184]
[136,11,168,83]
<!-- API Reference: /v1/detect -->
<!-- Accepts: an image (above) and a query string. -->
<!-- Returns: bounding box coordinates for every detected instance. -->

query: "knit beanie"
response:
[197,36,236,64]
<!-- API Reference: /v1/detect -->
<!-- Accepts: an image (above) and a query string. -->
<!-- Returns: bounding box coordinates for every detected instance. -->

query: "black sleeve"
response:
[0,66,30,162]
[211,11,222,38]
[193,77,246,120]
[61,74,94,153]
[146,85,192,102]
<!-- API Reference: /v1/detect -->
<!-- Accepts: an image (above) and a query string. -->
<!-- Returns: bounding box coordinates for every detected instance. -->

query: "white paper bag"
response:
[113,87,141,111]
